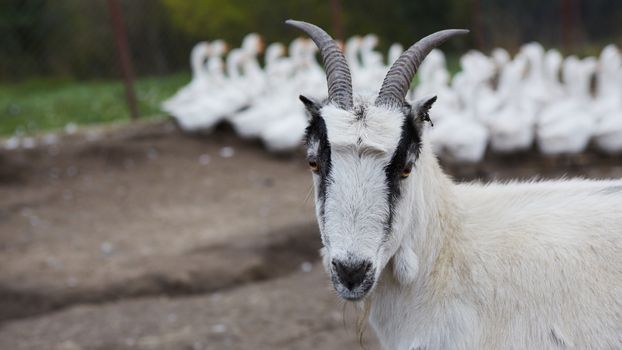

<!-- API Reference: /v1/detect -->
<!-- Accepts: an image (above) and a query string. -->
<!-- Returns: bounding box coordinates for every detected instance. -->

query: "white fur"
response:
[375,139,622,349]
[310,95,622,350]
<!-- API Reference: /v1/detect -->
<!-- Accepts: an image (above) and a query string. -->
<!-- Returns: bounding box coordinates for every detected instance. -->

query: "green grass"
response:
[0,73,190,136]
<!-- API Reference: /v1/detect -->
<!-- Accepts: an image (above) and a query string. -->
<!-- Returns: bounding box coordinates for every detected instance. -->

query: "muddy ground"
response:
[1,120,621,350]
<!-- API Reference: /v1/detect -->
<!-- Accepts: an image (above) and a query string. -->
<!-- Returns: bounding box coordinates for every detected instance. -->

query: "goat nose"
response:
[332,259,371,290]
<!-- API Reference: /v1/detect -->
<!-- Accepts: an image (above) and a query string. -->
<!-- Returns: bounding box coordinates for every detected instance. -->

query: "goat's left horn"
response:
[286,19,353,110]
[375,29,469,109]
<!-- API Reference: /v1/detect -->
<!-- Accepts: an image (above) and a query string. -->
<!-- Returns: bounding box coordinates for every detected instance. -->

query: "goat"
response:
[286,19,622,350]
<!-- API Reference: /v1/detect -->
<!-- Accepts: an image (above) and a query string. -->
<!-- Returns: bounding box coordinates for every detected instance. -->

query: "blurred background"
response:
[1,1,621,349]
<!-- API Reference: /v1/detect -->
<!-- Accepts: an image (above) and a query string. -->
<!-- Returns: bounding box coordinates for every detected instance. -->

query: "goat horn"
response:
[286,19,353,110]
[375,29,469,108]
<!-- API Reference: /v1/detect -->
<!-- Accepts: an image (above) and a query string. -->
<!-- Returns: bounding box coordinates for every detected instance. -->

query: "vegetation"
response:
[2,0,621,80]
[0,74,188,135]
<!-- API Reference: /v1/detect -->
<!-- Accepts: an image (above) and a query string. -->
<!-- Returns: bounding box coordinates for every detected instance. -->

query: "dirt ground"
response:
[1,120,621,350]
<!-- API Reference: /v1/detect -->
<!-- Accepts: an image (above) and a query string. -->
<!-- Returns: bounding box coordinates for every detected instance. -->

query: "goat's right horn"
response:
[375,29,469,109]
[286,19,353,110]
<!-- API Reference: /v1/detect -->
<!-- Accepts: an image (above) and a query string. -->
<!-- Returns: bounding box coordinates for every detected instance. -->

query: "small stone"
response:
[198,154,211,165]
[219,147,235,158]
[85,131,101,142]
[55,340,81,350]
[46,257,64,270]
[67,277,78,288]
[146,148,159,160]
[212,324,227,333]
[22,137,36,149]
[65,123,78,135]
[100,241,114,256]
[259,207,270,218]
[66,166,78,177]
[43,133,59,145]
[63,190,73,201]
[124,159,135,169]
[4,137,20,150]
[301,261,313,273]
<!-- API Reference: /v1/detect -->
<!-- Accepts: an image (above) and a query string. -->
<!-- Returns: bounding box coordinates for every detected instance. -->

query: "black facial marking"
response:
[304,108,332,230]
[354,104,366,121]
[383,107,423,237]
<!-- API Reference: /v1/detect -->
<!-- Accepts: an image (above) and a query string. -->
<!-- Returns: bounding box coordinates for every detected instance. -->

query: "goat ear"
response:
[410,95,437,129]
[299,95,321,119]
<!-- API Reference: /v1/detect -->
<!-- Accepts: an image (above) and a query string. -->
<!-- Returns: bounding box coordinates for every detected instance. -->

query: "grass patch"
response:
[0,73,190,136]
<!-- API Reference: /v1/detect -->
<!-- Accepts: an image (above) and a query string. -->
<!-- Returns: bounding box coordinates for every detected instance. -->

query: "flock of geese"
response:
[166,34,620,161]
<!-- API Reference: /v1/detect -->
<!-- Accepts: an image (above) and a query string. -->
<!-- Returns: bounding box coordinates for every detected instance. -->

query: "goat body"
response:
[370,141,622,349]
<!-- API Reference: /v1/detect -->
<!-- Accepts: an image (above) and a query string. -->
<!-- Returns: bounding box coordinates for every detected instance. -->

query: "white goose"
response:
[536,56,597,155]
[485,55,538,153]
[429,53,490,163]
[259,40,325,152]
[355,34,386,91]
[426,109,490,163]
[413,49,460,125]
[191,34,266,131]
[161,42,210,114]
[171,47,243,131]
[593,45,622,154]
[231,38,306,139]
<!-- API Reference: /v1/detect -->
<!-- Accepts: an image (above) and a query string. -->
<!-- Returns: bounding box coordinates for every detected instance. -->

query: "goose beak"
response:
[258,37,265,53]
[336,40,344,51]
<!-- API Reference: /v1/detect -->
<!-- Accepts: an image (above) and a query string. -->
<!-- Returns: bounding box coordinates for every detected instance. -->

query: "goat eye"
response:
[400,164,412,178]
[308,161,320,172]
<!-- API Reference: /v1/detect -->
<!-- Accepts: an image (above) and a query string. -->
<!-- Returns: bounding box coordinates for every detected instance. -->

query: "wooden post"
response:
[107,0,139,120]
[560,0,575,52]
[472,0,485,50]
[330,0,344,42]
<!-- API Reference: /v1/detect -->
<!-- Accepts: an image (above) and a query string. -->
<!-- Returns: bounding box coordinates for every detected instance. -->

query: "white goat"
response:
[287,20,622,350]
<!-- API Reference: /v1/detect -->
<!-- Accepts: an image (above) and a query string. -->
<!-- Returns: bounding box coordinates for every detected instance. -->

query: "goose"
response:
[259,100,307,152]
[231,39,306,139]
[593,108,622,154]
[298,38,327,97]
[259,39,335,152]
[355,34,386,90]
[592,45,622,154]
[427,109,489,163]
[204,40,228,87]
[344,35,363,76]
[172,48,243,131]
[520,42,553,109]
[177,34,266,132]
[453,50,498,125]
[162,42,210,113]
[491,47,510,69]
[484,55,538,153]
[592,45,622,119]
[387,43,404,65]
[414,49,460,124]
[536,56,597,155]
[541,48,564,101]
[263,42,290,85]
